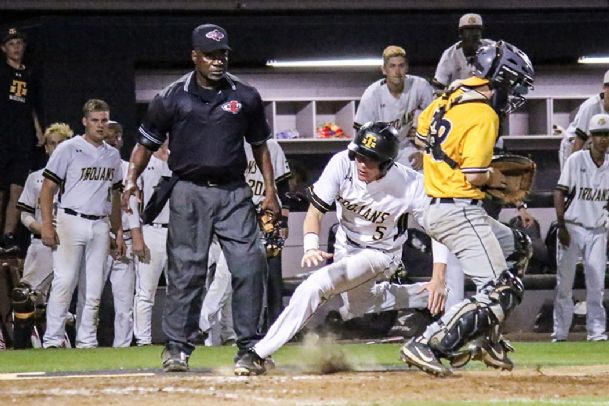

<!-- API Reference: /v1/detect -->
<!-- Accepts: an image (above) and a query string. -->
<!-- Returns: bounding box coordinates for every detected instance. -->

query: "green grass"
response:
[1,341,609,374]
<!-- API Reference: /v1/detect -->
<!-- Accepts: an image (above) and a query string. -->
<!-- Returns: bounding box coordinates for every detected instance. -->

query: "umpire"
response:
[122,23,280,374]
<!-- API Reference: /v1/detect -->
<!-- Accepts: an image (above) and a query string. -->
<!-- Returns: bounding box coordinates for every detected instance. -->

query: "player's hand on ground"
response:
[487,168,507,189]
[518,207,535,228]
[409,151,424,171]
[41,223,60,248]
[557,225,570,247]
[301,249,333,268]
[121,182,141,214]
[418,279,447,316]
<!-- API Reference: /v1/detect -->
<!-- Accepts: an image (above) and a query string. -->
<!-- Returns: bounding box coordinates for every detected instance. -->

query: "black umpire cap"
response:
[192,24,231,52]
[2,27,26,44]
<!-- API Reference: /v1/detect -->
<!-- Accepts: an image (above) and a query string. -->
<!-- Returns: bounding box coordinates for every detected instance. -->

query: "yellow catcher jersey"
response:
[416,84,499,199]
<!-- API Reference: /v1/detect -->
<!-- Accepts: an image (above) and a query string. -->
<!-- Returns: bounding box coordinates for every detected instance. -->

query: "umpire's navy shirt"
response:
[138,72,270,183]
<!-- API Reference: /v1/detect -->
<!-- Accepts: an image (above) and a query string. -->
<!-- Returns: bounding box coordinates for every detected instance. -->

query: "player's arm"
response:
[418,239,448,315]
[553,187,570,247]
[252,141,281,218]
[40,179,60,248]
[301,204,333,267]
[20,212,41,235]
[123,144,153,212]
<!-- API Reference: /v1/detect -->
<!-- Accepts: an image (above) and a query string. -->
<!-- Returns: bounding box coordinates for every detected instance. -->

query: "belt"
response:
[430,197,482,206]
[151,223,168,229]
[63,208,106,220]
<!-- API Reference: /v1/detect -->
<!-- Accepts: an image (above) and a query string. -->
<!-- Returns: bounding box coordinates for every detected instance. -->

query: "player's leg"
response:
[552,223,582,341]
[43,213,87,348]
[445,253,464,309]
[582,230,608,341]
[133,225,167,346]
[75,219,110,348]
[12,240,53,349]
[110,241,135,347]
[266,254,284,326]
[199,242,232,343]
[253,248,393,360]
[401,204,509,375]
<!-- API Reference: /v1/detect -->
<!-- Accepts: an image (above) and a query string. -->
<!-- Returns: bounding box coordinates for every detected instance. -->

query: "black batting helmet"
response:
[348,122,399,172]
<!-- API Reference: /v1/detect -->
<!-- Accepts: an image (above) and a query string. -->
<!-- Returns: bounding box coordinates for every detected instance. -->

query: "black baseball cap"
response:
[2,27,26,44]
[192,24,231,52]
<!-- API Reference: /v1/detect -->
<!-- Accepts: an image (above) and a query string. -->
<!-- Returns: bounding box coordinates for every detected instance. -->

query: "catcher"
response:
[401,40,535,376]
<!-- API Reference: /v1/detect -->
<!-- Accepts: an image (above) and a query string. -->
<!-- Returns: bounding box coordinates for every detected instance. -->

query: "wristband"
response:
[517,202,528,210]
[303,233,319,252]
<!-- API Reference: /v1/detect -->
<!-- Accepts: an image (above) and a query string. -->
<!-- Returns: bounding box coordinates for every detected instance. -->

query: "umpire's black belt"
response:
[430,197,482,206]
[62,208,106,220]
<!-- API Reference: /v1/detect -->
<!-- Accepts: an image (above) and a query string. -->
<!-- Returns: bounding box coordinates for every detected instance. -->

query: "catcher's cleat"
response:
[446,347,477,369]
[161,346,190,372]
[264,356,276,370]
[400,338,452,377]
[473,336,514,371]
[234,349,267,376]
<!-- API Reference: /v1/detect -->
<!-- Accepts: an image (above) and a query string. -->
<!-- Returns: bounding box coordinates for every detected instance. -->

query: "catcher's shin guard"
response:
[429,271,524,355]
[11,282,37,349]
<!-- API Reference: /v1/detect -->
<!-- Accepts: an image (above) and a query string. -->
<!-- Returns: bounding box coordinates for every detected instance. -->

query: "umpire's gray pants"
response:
[163,180,267,352]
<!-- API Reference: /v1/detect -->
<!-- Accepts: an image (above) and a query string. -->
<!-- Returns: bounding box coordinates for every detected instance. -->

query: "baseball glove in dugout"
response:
[485,154,536,204]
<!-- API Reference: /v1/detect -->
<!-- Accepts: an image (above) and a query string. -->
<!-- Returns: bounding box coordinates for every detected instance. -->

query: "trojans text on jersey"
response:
[79,167,116,181]
[335,195,390,224]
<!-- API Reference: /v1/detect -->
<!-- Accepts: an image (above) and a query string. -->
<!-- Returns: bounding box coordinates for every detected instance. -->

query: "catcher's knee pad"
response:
[11,282,37,322]
[506,229,533,277]
[487,271,524,319]
[428,300,497,355]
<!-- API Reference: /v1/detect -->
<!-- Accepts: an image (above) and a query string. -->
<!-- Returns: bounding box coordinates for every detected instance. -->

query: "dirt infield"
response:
[2,365,609,405]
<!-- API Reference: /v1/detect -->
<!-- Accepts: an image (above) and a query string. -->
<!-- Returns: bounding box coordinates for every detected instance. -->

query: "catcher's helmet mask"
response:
[473,40,534,115]
[348,121,400,173]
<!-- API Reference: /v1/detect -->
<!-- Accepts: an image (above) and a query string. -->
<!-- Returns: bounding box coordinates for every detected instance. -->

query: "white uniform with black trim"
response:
[433,39,495,89]
[102,160,138,347]
[254,151,448,358]
[133,155,172,346]
[355,75,433,164]
[560,94,608,169]
[17,169,53,297]
[200,139,291,345]
[42,136,123,348]
[553,149,609,341]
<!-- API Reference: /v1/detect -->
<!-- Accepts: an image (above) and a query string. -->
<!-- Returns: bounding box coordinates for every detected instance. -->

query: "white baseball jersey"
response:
[306,150,428,253]
[560,94,609,169]
[141,154,172,224]
[17,169,45,225]
[355,75,433,147]
[243,139,291,206]
[43,136,123,216]
[557,149,609,229]
[433,39,495,88]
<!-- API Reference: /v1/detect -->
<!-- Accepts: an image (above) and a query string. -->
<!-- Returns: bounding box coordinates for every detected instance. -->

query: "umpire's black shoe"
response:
[400,338,451,377]
[161,345,190,372]
[234,349,266,376]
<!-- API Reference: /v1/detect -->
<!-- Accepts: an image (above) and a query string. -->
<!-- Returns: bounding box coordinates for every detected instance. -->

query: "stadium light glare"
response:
[578,56,609,64]
[266,58,383,68]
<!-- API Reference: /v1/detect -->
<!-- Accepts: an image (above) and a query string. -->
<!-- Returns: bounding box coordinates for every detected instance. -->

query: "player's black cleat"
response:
[475,336,514,371]
[161,345,190,372]
[400,338,452,377]
[234,348,266,376]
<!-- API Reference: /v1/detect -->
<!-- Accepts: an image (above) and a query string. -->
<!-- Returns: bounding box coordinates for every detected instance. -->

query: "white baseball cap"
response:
[459,13,483,29]
[604,69,609,85]
[588,113,609,135]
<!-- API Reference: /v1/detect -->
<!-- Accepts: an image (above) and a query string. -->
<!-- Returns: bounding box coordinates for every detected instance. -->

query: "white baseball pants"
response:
[254,245,428,359]
[43,211,110,348]
[553,223,608,341]
[133,224,168,345]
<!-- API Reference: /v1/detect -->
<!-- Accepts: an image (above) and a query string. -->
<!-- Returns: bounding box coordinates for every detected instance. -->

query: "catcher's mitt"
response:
[485,154,536,205]
[257,210,285,257]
